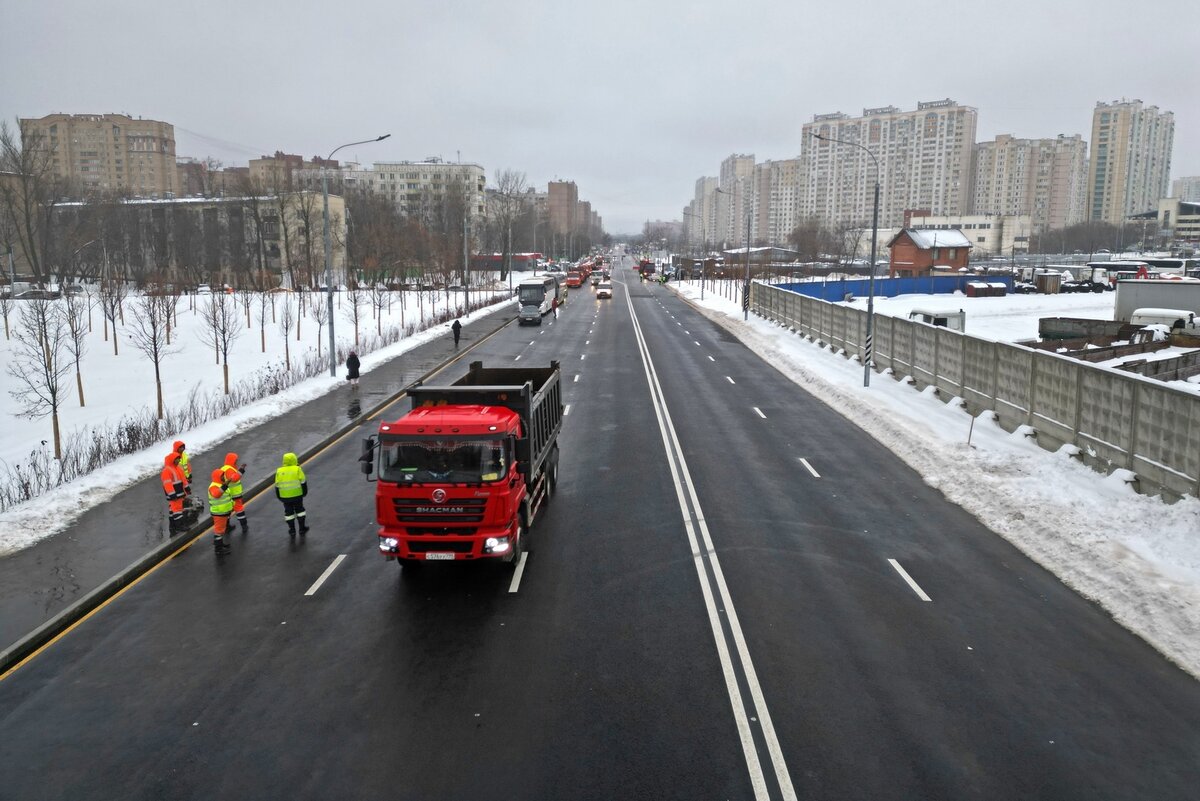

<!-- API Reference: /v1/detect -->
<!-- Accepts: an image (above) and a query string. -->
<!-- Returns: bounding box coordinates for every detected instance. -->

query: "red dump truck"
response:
[361,361,563,568]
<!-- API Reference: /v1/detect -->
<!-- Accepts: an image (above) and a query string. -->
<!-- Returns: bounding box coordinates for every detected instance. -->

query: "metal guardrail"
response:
[751,282,1200,500]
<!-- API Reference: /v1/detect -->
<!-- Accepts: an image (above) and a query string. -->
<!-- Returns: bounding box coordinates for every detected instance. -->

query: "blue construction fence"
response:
[775,274,1013,302]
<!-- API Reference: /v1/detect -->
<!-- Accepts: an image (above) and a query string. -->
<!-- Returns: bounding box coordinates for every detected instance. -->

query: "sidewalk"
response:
[0,307,515,653]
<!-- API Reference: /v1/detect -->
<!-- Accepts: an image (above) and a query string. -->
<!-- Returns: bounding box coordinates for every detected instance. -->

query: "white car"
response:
[596,281,612,299]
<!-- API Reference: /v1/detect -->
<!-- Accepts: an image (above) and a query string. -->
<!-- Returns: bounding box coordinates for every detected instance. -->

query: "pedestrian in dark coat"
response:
[346,351,361,387]
[451,319,462,347]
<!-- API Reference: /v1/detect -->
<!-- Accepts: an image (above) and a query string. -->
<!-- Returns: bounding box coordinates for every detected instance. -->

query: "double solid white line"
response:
[624,289,796,801]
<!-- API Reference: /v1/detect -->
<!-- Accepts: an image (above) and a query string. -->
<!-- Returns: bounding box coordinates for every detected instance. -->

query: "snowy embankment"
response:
[0,287,515,554]
[674,280,1200,679]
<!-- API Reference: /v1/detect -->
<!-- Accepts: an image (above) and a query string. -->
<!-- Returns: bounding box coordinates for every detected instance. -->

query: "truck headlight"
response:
[485,537,509,554]
[380,537,399,552]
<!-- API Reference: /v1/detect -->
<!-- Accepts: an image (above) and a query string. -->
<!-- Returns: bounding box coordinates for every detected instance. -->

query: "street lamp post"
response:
[743,212,751,320]
[323,133,391,377]
[813,131,880,387]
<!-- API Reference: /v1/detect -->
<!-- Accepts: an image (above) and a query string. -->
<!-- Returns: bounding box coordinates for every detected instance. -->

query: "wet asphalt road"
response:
[1,258,1198,799]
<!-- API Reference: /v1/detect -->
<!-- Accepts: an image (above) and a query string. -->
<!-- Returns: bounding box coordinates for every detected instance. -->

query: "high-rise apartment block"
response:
[800,99,977,229]
[1171,176,1200,203]
[1086,100,1174,224]
[548,180,579,237]
[20,113,177,197]
[719,154,755,245]
[751,159,802,246]
[972,134,1088,232]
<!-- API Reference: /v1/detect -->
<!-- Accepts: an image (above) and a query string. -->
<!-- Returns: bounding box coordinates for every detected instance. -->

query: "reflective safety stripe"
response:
[208,482,234,515]
[275,465,305,498]
[220,464,244,496]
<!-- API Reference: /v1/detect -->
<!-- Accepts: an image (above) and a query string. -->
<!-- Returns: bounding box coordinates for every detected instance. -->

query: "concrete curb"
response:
[0,310,515,676]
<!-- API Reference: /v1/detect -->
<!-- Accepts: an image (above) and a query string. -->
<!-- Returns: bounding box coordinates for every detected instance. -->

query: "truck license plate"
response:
[425,552,455,561]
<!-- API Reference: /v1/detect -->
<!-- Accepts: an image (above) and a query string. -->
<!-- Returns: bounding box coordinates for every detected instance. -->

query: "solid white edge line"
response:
[753,407,766,418]
[799,458,821,478]
[508,552,529,593]
[888,559,932,602]
[304,554,347,596]
[624,288,786,800]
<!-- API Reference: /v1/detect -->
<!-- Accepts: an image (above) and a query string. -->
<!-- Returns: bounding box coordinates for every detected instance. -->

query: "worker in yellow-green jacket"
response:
[274,452,308,536]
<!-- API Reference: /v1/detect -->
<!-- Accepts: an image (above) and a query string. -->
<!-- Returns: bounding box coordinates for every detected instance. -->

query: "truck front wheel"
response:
[507,522,525,567]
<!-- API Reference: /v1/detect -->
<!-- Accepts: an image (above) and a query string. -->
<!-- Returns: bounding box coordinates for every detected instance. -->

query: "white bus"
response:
[517,276,558,325]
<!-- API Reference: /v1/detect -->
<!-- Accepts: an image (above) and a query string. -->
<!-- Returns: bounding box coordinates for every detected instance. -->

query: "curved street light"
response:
[323,134,391,376]
[812,131,880,387]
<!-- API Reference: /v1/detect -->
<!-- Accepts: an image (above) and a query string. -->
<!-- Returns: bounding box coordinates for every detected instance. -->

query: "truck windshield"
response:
[518,285,547,305]
[378,438,508,484]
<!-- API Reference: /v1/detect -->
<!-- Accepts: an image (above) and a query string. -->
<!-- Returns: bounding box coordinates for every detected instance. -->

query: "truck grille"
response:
[392,497,487,524]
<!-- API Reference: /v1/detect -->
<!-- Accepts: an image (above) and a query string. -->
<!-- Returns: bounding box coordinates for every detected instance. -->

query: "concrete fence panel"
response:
[748,282,1200,499]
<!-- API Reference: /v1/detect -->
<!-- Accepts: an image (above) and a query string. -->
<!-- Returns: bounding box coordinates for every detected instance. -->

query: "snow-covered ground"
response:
[669,277,1199,679]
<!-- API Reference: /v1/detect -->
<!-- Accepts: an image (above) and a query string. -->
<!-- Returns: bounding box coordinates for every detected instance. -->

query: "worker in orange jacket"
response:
[220,452,248,532]
[161,452,187,532]
[172,440,195,506]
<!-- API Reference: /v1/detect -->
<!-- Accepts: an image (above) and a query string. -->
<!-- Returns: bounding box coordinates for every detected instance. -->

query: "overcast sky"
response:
[3,0,1196,234]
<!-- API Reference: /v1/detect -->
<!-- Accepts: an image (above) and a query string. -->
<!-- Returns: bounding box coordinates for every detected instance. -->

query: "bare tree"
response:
[256,290,273,352]
[0,294,12,339]
[237,287,254,328]
[0,122,73,285]
[493,169,528,284]
[198,293,242,394]
[343,285,367,347]
[369,281,389,337]
[98,278,128,355]
[277,295,295,370]
[309,292,329,355]
[129,292,180,418]
[62,290,90,406]
[6,298,71,458]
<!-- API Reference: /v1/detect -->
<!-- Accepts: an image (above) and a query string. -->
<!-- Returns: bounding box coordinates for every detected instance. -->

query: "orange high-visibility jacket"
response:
[161,453,186,499]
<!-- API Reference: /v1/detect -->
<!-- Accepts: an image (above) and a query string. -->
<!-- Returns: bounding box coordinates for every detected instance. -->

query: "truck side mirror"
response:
[360,436,376,477]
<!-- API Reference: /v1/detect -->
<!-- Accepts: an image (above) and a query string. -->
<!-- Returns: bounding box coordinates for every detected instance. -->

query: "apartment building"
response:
[303,159,486,218]
[20,113,177,197]
[685,177,717,249]
[751,159,802,246]
[972,134,1088,233]
[1171,176,1200,203]
[249,151,337,189]
[548,180,579,237]
[1086,100,1174,225]
[800,99,978,229]
[719,154,755,245]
